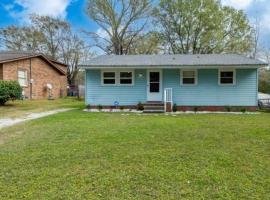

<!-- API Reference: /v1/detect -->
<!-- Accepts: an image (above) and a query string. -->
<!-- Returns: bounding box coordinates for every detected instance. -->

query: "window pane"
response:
[120,72,132,78]
[150,83,159,92]
[221,71,233,78]
[120,79,132,84]
[183,71,195,78]
[150,72,159,82]
[183,78,195,84]
[19,78,25,86]
[18,70,25,78]
[103,72,115,78]
[220,78,233,84]
[103,79,115,84]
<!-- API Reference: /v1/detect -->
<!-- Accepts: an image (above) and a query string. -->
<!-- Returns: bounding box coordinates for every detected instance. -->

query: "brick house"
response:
[0,51,67,99]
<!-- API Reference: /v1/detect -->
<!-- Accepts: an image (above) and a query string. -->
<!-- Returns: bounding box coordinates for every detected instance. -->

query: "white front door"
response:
[147,70,162,101]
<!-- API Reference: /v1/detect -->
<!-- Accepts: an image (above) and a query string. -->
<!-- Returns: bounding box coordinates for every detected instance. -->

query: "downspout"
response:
[29,58,32,99]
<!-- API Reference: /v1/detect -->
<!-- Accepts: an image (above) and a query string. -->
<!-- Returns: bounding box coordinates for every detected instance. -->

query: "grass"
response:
[0,111,269,199]
[0,97,84,119]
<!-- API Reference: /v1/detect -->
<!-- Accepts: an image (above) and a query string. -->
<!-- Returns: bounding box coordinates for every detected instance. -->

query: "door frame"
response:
[147,69,163,101]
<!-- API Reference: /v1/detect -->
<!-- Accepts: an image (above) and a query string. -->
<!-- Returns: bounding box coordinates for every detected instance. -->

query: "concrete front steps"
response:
[143,101,165,113]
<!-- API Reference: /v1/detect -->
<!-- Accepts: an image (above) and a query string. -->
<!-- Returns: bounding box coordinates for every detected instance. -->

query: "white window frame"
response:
[119,70,134,86]
[18,69,28,87]
[101,71,117,86]
[180,69,198,86]
[101,69,134,86]
[219,69,236,86]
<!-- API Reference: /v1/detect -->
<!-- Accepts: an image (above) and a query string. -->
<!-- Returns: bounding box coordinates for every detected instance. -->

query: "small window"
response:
[102,72,116,85]
[120,71,133,85]
[219,70,235,85]
[181,70,197,85]
[18,69,27,87]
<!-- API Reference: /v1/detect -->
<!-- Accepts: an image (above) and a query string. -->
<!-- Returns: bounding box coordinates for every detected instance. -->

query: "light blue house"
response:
[80,54,266,112]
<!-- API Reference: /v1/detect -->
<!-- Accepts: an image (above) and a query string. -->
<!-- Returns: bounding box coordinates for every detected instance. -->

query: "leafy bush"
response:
[172,103,177,112]
[86,104,91,110]
[120,106,124,110]
[225,106,231,112]
[98,104,103,111]
[137,101,144,111]
[194,107,198,113]
[240,108,246,113]
[0,80,22,105]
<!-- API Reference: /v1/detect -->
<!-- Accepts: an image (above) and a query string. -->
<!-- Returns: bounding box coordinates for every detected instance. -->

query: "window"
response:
[101,70,134,86]
[120,71,133,85]
[102,72,116,85]
[18,69,27,87]
[181,70,197,85]
[219,69,235,85]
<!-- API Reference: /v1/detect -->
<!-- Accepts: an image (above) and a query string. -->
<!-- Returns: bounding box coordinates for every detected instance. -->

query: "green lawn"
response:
[0,98,83,119]
[0,110,269,199]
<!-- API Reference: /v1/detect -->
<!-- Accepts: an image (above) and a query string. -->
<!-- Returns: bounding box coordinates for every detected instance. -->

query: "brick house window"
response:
[18,69,27,87]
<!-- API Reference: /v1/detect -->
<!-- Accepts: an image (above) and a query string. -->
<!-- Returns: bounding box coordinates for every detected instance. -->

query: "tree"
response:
[59,30,93,84]
[128,32,162,54]
[153,0,253,54]
[259,68,270,94]
[251,18,260,58]
[0,25,44,52]
[30,14,70,60]
[85,0,152,55]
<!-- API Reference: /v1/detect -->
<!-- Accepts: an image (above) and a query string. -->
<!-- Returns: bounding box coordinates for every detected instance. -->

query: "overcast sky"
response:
[0,0,269,49]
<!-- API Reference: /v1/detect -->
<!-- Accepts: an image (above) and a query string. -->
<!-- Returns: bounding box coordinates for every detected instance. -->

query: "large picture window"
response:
[101,70,134,86]
[219,69,235,85]
[181,70,197,85]
[18,69,27,87]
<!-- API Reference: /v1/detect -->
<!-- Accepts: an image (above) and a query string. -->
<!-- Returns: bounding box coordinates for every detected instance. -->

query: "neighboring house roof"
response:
[0,51,66,75]
[80,54,267,68]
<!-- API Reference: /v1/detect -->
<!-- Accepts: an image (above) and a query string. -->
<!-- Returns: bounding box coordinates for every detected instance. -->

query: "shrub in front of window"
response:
[173,103,177,112]
[137,101,144,111]
[0,80,22,105]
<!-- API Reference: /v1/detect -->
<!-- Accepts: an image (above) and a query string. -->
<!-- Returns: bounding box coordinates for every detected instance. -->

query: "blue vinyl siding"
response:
[85,68,258,106]
[85,69,147,105]
[163,69,258,106]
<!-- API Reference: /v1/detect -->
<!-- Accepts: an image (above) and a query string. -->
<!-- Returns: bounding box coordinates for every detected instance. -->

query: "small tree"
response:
[0,81,22,105]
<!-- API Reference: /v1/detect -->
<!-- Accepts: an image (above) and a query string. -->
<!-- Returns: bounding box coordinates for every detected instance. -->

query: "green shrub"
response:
[172,103,177,112]
[240,108,247,113]
[194,107,198,113]
[86,104,91,110]
[225,106,231,112]
[98,104,103,111]
[120,106,124,111]
[137,102,144,111]
[0,80,22,105]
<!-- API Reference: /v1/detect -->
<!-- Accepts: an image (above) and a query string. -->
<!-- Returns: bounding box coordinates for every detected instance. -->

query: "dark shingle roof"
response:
[80,54,266,68]
[0,51,66,75]
[0,51,37,62]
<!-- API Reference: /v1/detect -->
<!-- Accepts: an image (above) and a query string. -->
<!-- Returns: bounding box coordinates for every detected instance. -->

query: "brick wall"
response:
[2,57,67,99]
[0,64,3,80]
